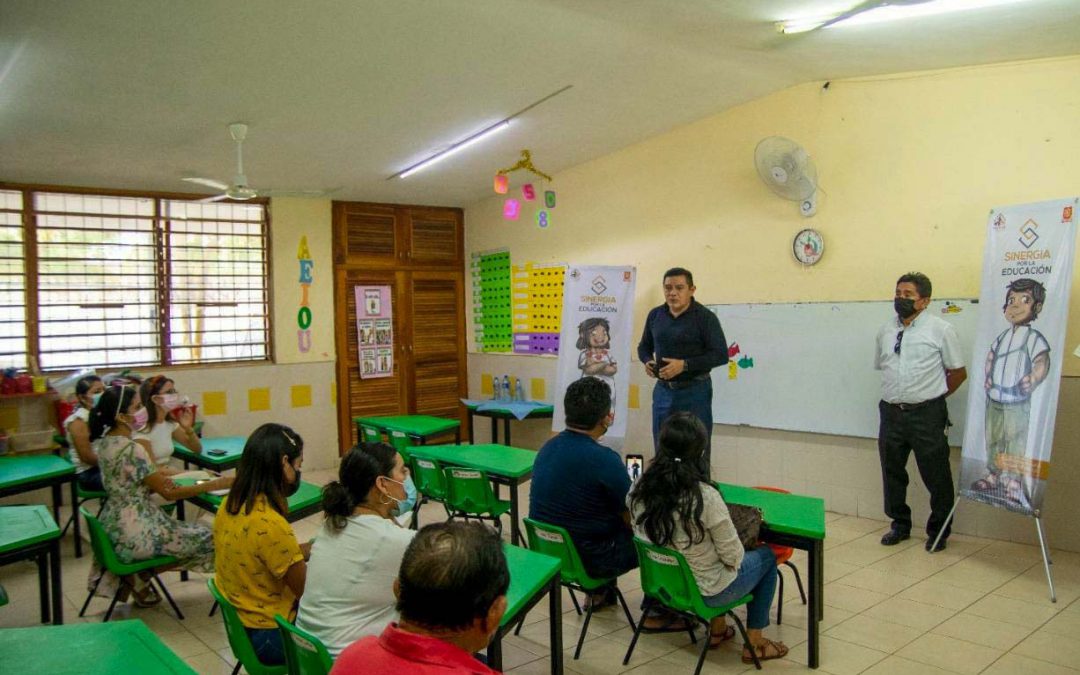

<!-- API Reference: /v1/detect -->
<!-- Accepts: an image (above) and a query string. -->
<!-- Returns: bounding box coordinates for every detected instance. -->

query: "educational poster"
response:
[471,250,512,352]
[512,262,565,355]
[354,285,394,379]
[553,265,636,448]
[959,198,1077,515]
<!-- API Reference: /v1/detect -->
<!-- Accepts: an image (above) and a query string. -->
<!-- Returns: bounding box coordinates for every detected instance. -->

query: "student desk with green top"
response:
[0,505,63,625]
[174,479,324,523]
[488,543,563,675]
[0,454,78,541]
[353,414,462,445]
[172,436,246,472]
[408,443,535,546]
[717,482,826,669]
[0,619,197,674]
[461,400,555,446]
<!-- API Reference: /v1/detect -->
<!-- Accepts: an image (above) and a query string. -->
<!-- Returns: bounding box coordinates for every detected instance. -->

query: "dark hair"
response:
[663,267,694,288]
[575,317,611,350]
[75,375,103,398]
[564,376,611,430]
[396,521,509,631]
[226,423,303,517]
[629,412,709,547]
[139,374,174,431]
[322,442,398,531]
[88,385,137,441]
[897,272,932,299]
[1004,278,1046,321]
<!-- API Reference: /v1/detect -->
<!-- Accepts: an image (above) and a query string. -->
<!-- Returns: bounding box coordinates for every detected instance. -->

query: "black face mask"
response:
[894,297,917,319]
[285,468,301,497]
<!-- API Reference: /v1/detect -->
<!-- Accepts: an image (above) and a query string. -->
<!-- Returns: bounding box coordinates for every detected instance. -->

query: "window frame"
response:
[0,182,275,371]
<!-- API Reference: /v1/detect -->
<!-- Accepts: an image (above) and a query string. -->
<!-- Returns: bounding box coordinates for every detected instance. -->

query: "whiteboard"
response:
[708,299,980,443]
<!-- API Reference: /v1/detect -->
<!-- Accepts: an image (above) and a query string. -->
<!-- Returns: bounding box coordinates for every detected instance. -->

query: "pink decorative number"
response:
[503,199,521,220]
[493,175,509,194]
[522,184,536,201]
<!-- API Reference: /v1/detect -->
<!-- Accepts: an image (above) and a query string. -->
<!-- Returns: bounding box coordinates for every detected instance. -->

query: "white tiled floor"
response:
[2,469,1078,674]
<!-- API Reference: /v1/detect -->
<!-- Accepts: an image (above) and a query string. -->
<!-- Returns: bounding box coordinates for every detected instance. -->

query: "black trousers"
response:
[577,529,638,580]
[878,397,954,539]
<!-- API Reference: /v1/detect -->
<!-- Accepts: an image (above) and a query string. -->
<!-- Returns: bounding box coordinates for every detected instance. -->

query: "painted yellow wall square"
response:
[480,374,494,396]
[202,391,227,416]
[530,378,546,402]
[248,388,271,412]
[628,384,640,409]
[290,384,312,408]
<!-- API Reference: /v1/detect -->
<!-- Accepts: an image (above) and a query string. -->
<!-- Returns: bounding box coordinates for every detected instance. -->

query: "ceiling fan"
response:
[182,123,331,202]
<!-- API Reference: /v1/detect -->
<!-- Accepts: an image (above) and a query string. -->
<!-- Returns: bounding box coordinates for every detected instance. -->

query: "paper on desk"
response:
[172,470,212,481]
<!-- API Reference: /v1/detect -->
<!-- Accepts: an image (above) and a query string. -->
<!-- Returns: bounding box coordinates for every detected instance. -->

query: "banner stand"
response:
[933,499,1057,603]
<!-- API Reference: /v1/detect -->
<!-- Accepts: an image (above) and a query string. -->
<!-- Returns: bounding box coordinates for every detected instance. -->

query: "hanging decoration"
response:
[495,150,556,227]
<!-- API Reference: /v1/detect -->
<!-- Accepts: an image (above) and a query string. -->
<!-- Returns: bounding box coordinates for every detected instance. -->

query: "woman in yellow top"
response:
[213,423,309,666]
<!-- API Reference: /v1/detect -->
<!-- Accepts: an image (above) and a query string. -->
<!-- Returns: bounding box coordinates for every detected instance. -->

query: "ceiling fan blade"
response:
[198,194,230,203]
[183,177,230,191]
[817,0,887,30]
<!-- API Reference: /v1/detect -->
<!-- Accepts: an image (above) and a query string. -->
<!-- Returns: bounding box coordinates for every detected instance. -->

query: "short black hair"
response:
[322,442,398,531]
[396,521,509,631]
[1004,278,1046,321]
[564,376,611,430]
[663,267,694,287]
[897,272,932,298]
[75,375,102,397]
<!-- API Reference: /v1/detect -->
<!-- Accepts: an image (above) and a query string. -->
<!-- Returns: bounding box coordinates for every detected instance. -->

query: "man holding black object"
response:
[637,267,728,474]
[875,272,967,553]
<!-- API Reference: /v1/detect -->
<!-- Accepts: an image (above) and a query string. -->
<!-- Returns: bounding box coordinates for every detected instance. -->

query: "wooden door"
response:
[334,202,401,267]
[407,270,467,419]
[404,208,463,267]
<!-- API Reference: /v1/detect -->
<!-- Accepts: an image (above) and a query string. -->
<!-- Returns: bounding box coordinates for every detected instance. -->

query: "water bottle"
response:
[501,375,511,401]
[514,378,525,402]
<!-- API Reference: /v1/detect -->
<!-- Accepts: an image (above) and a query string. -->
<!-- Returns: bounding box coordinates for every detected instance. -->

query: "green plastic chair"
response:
[625,537,760,674]
[524,518,636,659]
[79,508,184,622]
[386,429,413,463]
[207,578,288,675]
[61,481,108,559]
[410,456,451,516]
[275,614,334,675]
[443,466,511,534]
[358,424,382,445]
[0,583,8,607]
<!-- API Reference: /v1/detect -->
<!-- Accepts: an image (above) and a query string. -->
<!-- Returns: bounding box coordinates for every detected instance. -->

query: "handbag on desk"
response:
[727,503,764,550]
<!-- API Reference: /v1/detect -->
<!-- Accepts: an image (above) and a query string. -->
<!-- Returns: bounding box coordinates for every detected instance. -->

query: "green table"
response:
[409,444,536,546]
[176,479,324,523]
[489,543,563,675]
[0,619,197,673]
[717,482,826,669]
[0,454,78,543]
[172,436,246,471]
[354,415,462,445]
[0,505,63,624]
[462,401,554,446]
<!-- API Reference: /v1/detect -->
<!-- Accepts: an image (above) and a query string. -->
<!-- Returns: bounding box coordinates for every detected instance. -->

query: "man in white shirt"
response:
[875,273,967,552]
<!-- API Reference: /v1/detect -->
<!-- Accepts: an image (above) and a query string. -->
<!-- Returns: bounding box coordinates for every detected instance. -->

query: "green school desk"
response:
[462,401,555,446]
[0,619,196,674]
[489,543,563,675]
[408,443,535,546]
[0,505,63,625]
[353,415,462,445]
[172,436,246,471]
[0,454,77,540]
[175,479,323,523]
[717,482,826,669]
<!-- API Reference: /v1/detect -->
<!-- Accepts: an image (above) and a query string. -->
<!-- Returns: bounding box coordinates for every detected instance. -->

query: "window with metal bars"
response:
[0,187,271,371]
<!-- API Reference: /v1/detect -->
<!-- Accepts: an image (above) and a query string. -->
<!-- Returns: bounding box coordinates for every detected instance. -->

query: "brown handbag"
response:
[727,503,764,550]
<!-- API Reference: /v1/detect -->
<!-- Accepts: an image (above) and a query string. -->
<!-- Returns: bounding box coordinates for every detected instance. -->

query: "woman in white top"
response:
[65,375,106,491]
[296,442,415,657]
[135,374,201,468]
[628,412,788,665]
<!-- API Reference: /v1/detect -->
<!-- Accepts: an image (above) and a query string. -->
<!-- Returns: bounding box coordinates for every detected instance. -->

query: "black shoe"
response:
[880,529,910,546]
[925,537,947,553]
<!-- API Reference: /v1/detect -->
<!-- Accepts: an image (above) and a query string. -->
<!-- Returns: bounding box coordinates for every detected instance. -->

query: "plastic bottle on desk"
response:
[514,378,525,402]
[501,375,511,402]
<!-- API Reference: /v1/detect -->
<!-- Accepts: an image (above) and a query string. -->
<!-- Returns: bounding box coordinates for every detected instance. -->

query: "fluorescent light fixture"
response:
[776,0,1033,34]
[394,120,510,179]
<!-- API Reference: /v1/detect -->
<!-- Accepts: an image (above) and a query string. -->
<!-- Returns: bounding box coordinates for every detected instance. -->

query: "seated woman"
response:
[88,386,233,605]
[64,374,106,491]
[628,412,788,664]
[135,374,201,469]
[296,442,416,657]
[213,423,308,666]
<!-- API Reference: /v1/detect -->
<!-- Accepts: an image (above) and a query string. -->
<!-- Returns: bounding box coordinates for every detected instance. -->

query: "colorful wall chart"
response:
[471,250,513,352]
[354,285,394,379]
[512,263,565,355]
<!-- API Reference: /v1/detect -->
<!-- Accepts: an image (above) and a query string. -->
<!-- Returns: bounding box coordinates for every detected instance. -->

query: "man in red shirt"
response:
[331,521,510,674]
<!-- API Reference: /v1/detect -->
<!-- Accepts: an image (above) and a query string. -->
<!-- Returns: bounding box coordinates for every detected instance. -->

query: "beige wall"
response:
[464,55,1080,551]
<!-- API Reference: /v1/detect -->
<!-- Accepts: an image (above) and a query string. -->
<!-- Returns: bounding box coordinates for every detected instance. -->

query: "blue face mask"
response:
[384,475,418,517]
[90,392,103,408]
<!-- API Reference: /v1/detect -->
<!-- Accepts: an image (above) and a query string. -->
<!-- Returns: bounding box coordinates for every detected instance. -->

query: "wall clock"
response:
[793,228,824,265]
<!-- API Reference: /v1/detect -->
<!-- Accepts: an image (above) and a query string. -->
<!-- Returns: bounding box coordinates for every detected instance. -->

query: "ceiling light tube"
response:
[395,120,511,179]
[777,0,1033,34]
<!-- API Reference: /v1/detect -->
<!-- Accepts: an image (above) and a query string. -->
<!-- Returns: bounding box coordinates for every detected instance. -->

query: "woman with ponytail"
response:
[296,442,415,657]
[628,412,788,664]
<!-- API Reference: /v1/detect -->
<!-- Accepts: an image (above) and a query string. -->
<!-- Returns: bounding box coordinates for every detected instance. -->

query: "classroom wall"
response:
[464,55,1080,551]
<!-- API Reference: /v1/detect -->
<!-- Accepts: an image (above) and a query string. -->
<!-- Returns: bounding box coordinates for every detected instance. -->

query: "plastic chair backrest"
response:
[208,579,288,675]
[524,518,602,588]
[633,537,709,618]
[81,508,125,575]
[444,467,497,514]
[410,456,447,500]
[275,614,334,675]
[0,583,8,607]
[359,425,381,444]
[387,430,412,463]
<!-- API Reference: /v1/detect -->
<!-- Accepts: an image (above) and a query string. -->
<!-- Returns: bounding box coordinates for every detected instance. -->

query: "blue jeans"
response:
[246,627,285,665]
[652,378,714,475]
[702,546,777,630]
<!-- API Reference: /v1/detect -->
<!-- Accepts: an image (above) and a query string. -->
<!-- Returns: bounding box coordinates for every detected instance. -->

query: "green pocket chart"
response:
[472,249,513,352]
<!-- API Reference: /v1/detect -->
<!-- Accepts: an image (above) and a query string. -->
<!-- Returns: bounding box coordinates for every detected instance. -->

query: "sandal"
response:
[583,588,617,611]
[709,625,736,649]
[742,638,789,664]
[131,579,161,608]
[640,613,693,633]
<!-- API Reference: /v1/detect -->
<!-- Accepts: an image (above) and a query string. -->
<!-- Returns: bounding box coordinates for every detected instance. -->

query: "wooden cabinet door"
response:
[334,202,401,267]
[406,270,467,422]
[404,208,463,267]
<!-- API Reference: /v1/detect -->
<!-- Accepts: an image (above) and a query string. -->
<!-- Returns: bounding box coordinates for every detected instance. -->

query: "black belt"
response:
[658,375,710,390]
[884,396,943,412]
